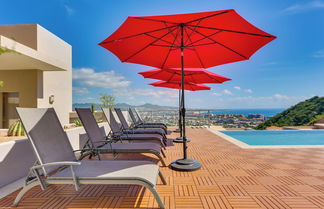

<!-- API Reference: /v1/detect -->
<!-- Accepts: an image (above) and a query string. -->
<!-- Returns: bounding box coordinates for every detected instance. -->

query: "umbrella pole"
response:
[179,89,182,137]
[173,89,191,143]
[170,23,201,171]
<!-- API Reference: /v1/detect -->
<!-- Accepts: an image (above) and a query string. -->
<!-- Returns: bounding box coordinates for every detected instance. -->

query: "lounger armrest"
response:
[32,161,81,170]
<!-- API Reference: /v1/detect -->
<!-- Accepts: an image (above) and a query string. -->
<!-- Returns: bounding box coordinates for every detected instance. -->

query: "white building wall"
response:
[35,25,72,125]
[0,24,72,125]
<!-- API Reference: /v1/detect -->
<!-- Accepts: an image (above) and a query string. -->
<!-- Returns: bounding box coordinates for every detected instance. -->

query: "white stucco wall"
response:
[0,24,72,125]
[36,25,72,125]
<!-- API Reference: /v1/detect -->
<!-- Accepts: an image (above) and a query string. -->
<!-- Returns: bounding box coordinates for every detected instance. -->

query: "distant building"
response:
[247,114,265,120]
[0,24,72,128]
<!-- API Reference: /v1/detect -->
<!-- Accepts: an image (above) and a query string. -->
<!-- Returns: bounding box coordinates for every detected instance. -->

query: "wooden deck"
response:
[2,128,324,208]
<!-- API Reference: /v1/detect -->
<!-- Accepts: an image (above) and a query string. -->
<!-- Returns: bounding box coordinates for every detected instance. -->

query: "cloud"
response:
[73,96,98,104]
[73,68,131,89]
[207,94,309,109]
[223,89,233,95]
[73,87,89,96]
[213,92,222,96]
[244,89,253,93]
[313,50,324,58]
[283,1,324,13]
[213,89,234,96]
[64,5,75,16]
[233,86,253,93]
[113,88,178,99]
[273,94,290,100]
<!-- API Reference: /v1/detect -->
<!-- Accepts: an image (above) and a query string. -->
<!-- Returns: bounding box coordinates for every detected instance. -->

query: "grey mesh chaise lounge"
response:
[13,108,166,208]
[129,108,168,132]
[114,108,167,138]
[75,108,166,166]
[102,108,166,149]
[133,108,167,128]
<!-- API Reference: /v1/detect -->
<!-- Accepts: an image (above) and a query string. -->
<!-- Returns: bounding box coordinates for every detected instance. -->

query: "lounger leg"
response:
[154,152,166,167]
[147,186,165,209]
[161,141,166,150]
[161,149,166,158]
[13,181,39,206]
[159,171,167,185]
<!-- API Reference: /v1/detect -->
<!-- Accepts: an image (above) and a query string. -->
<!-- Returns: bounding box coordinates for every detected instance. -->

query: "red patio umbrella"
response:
[139,68,231,84]
[99,10,276,171]
[150,80,211,91]
[142,68,231,142]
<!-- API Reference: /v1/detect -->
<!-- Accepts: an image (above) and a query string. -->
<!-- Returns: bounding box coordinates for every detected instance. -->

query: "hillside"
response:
[255,96,324,130]
[73,102,177,110]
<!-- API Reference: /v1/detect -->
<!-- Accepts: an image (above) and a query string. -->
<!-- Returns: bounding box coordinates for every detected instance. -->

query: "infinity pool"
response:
[220,130,324,146]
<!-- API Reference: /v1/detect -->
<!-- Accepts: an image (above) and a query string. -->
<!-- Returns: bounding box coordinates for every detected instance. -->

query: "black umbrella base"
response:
[173,137,191,143]
[170,158,201,171]
[173,129,181,133]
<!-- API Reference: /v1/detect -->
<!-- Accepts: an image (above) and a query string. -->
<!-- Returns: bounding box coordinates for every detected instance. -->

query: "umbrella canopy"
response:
[139,68,231,84]
[99,9,276,69]
[150,80,211,91]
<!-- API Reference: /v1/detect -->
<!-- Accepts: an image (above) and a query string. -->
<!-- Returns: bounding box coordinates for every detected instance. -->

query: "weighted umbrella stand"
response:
[170,23,201,171]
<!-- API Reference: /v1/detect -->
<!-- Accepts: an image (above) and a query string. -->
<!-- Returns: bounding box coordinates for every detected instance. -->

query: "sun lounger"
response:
[13,107,166,208]
[128,108,168,131]
[75,108,166,166]
[114,108,167,138]
[133,108,167,128]
[102,108,166,149]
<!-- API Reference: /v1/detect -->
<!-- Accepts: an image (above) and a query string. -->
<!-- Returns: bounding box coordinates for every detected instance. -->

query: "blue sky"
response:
[1,0,324,109]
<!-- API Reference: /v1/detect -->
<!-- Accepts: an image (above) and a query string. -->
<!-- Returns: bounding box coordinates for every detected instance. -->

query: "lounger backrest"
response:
[128,108,139,125]
[75,108,106,144]
[16,108,76,175]
[102,108,122,134]
[114,108,130,129]
[133,108,144,123]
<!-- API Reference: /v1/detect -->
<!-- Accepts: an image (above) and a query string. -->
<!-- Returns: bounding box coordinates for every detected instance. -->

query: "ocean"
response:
[210,108,284,117]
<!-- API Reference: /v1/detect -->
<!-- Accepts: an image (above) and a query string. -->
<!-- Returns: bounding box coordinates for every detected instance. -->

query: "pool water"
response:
[220,130,324,145]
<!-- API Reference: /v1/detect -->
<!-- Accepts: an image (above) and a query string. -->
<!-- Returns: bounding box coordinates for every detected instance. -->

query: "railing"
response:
[136,109,212,127]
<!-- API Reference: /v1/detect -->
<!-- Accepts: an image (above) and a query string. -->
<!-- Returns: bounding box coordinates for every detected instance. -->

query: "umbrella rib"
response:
[167,72,178,83]
[144,33,177,46]
[205,72,223,83]
[163,22,181,46]
[123,27,178,62]
[186,30,223,47]
[186,24,274,38]
[132,16,178,25]
[185,10,231,24]
[161,28,181,69]
[151,44,175,47]
[184,19,202,46]
[100,25,178,44]
[149,69,167,79]
[187,27,248,59]
[184,27,206,68]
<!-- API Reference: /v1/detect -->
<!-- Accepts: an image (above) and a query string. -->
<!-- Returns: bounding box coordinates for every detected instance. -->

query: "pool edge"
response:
[207,128,324,149]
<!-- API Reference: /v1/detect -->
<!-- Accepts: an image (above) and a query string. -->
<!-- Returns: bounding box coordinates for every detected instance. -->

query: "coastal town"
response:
[138,109,268,129]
